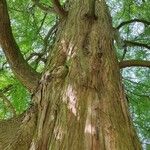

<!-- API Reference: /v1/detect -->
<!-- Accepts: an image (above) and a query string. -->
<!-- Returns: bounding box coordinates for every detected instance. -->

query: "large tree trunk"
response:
[29,0,141,149]
[0,0,142,150]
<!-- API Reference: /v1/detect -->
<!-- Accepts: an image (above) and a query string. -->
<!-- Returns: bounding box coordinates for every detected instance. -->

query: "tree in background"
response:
[0,0,150,149]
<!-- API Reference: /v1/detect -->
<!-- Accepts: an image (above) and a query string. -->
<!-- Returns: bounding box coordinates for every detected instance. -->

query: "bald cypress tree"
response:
[1,0,150,149]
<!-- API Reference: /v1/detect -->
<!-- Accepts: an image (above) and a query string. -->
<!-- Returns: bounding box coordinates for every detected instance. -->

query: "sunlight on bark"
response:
[54,127,64,140]
[67,42,76,60]
[29,141,36,150]
[65,84,77,116]
[60,39,68,53]
[60,39,76,60]
[85,122,96,135]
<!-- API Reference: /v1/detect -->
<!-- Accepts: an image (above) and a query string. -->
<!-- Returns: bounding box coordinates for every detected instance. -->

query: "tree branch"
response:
[124,40,150,49]
[0,92,16,116]
[0,108,37,149]
[32,0,55,14]
[44,23,58,42]
[0,0,41,92]
[26,52,43,61]
[116,19,150,29]
[88,0,96,18]
[119,60,150,68]
[52,0,68,17]
[32,0,68,17]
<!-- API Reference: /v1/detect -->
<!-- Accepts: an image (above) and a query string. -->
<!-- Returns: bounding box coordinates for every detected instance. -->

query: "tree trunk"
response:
[29,0,142,149]
[0,0,142,150]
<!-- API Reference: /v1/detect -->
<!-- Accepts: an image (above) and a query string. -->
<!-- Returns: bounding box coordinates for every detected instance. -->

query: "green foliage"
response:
[123,70,150,143]
[9,80,30,114]
[108,1,150,147]
[0,70,29,118]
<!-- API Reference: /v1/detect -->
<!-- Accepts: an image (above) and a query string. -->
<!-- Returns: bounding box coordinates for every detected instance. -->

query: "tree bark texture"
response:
[0,0,142,149]
[0,108,37,150]
[30,0,141,149]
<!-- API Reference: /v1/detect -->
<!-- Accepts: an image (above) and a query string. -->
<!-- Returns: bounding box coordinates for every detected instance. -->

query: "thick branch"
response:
[119,60,150,68]
[124,40,150,49]
[0,108,37,149]
[0,0,40,92]
[116,19,150,29]
[52,0,68,17]
[88,0,96,17]
[32,0,67,17]
[0,92,16,116]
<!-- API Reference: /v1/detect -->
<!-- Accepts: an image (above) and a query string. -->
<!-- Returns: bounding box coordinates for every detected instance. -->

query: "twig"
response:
[37,13,47,35]
[124,40,150,50]
[116,19,150,29]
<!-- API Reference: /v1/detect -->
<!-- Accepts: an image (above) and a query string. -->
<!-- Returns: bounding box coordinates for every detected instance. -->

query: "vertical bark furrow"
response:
[30,0,141,149]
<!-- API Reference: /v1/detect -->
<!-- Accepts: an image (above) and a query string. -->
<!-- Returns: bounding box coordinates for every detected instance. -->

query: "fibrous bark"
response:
[0,0,142,149]
[0,107,37,150]
[29,0,142,149]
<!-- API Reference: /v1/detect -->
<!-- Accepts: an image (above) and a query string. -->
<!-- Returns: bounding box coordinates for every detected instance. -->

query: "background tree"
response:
[0,0,150,149]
